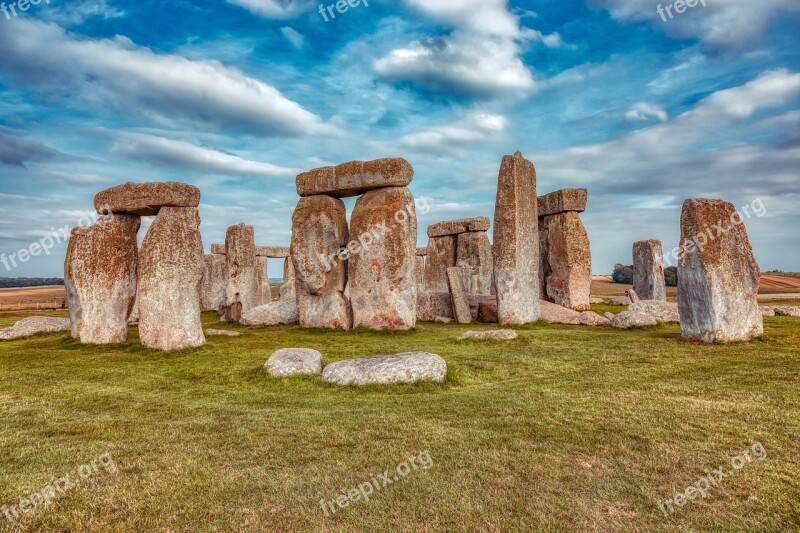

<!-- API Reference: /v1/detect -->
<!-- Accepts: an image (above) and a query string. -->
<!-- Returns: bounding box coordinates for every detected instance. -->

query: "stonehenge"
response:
[291,158,418,330]
[494,151,540,325]
[633,240,667,301]
[538,189,591,311]
[678,199,763,343]
[424,217,493,296]
[200,252,227,312]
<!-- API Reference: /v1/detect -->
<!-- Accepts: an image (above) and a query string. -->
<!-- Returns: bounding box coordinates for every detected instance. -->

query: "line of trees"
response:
[612,265,677,287]
[0,278,65,289]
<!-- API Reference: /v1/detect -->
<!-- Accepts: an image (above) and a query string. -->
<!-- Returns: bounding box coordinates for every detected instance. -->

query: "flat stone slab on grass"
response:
[322,352,447,386]
[240,299,299,326]
[612,310,658,329]
[94,181,200,216]
[628,300,680,323]
[0,317,71,341]
[266,348,323,377]
[775,306,800,317]
[457,330,518,341]
[205,329,242,337]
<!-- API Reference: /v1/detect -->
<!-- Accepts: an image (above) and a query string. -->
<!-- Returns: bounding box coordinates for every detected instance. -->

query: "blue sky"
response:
[0,0,798,278]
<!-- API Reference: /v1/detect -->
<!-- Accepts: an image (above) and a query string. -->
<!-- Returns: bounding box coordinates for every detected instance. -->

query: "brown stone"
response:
[537,189,587,217]
[348,187,417,330]
[424,236,457,292]
[456,231,494,295]
[447,267,471,324]
[220,224,259,322]
[296,158,413,198]
[256,246,290,258]
[678,199,762,342]
[257,256,272,305]
[211,243,225,255]
[493,151,540,324]
[94,181,200,216]
[280,257,296,300]
[427,217,491,238]
[138,207,205,351]
[475,296,499,323]
[633,240,667,301]
[200,254,227,312]
[416,256,426,292]
[290,195,351,329]
[416,292,454,322]
[538,212,591,311]
[64,214,139,343]
[416,247,428,256]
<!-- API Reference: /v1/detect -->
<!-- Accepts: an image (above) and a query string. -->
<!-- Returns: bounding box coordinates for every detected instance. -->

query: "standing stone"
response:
[348,187,417,330]
[678,199,762,343]
[290,195,351,329]
[138,207,205,351]
[456,231,494,295]
[415,256,426,292]
[220,224,259,322]
[633,240,667,301]
[538,212,591,311]
[64,214,140,343]
[280,258,296,300]
[424,236,457,292]
[447,267,471,324]
[200,254,227,312]
[257,256,272,305]
[493,151,539,324]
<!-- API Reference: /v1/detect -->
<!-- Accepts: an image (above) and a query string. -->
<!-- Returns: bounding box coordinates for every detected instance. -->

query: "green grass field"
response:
[1,310,798,532]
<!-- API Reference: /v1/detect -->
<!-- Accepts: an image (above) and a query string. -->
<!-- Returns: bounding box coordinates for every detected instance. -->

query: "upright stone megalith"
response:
[64,214,140,344]
[678,199,762,343]
[424,236,457,292]
[493,151,539,324]
[138,207,205,351]
[257,256,272,305]
[538,212,591,311]
[633,240,667,301]
[200,253,227,312]
[221,224,259,322]
[348,187,417,330]
[456,231,494,295]
[290,195,351,329]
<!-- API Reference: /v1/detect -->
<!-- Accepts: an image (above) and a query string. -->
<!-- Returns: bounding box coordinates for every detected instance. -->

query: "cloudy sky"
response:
[1,0,798,277]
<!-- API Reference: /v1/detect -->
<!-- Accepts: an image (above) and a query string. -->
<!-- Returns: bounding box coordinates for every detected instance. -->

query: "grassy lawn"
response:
[1,310,798,532]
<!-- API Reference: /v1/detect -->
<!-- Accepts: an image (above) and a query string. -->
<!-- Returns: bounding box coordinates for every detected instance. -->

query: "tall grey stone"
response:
[447,267,472,324]
[424,235,457,292]
[220,224,259,322]
[200,254,227,312]
[456,231,494,295]
[633,240,667,301]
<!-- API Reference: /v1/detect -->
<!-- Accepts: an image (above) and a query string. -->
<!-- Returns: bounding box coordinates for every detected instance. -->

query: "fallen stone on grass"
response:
[539,300,610,326]
[608,296,632,306]
[589,297,605,304]
[612,311,658,329]
[240,299,299,326]
[457,330,518,341]
[604,312,616,321]
[577,311,612,327]
[205,329,242,337]
[760,307,776,317]
[0,317,71,341]
[775,306,800,317]
[266,348,323,377]
[434,316,454,324]
[628,301,680,323]
[321,352,447,386]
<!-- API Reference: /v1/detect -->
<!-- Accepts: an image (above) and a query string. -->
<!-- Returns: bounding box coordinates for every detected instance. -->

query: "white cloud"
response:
[227,0,312,19]
[42,0,126,25]
[280,26,305,49]
[112,132,300,178]
[0,19,327,137]
[400,112,507,152]
[593,0,800,49]
[625,102,668,122]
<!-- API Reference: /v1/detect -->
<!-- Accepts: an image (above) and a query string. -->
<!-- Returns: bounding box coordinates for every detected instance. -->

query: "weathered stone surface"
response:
[678,199,762,343]
[138,207,205,351]
[128,293,139,324]
[265,348,322,377]
[537,189,587,217]
[220,224,259,322]
[760,306,776,317]
[240,299,299,326]
[424,236,457,292]
[415,256,426,292]
[94,182,200,216]
[0,317,71,341]
[416,247,428,256]
[626,289,640,304]
[427,217,491,238]
[297,158,413,198]
[589,297,605,304]
[456,231,494,295]
[434,316,453,324]
[257,256,272,305]
[608,296,632,306]
[476,296,499,323]
[539,300,610,326]
[321,352,447,386]
[457,330,518,341]
[578,311,612,327]
[447,267,471,324]
[539,212,591,311]
[604,312,616,321]
[64,214,139,344]
[256,246,290,258]
[633,240,667,301]
[775,306,800,317]
[628,301,679,323]
[200,254,227,312]
[494,151,539,324]
[417,291,455,322]
[205,329,241,337]
[291,195,351,329]
[612,310,658,329]
[280,258,296,300]
[348,187,417,330]
[211,243,226,255]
